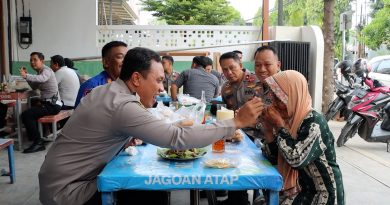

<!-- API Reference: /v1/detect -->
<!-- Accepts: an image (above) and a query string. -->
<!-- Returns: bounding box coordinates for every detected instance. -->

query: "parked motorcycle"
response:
[336,87,390,147]
[325,80,354,121]
[336,59,390,150]
[325,60,355,121]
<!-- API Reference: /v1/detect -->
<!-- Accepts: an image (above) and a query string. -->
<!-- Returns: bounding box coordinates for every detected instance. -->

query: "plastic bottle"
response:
[194,90,206,124]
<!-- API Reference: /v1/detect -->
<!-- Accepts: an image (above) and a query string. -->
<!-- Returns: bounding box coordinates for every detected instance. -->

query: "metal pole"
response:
[342,30,346,60]
[277,0,283,26]
[109,0,112,25]
[7,0,12,74]
[0,0,6,76]
[262,0,269,40]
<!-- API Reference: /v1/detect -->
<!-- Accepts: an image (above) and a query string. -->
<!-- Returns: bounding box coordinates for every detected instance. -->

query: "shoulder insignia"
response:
[245,74,250,81]
[248,74,256,82]
[83,88,93,97]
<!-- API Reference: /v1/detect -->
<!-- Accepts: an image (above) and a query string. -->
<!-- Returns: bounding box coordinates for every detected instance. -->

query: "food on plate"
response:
[158,148,207,160]
[204,158,238,169]
[225,130,243,142]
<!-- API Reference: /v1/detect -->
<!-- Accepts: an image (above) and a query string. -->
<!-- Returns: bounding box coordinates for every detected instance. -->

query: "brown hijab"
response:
[265,70,312,192]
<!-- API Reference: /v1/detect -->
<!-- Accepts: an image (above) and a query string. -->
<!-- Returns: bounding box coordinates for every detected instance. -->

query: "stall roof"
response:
[98,0,138,25]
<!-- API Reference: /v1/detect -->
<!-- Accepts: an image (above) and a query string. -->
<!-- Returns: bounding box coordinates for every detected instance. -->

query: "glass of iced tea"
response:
[212,139,225,153]
[213,109,234,152]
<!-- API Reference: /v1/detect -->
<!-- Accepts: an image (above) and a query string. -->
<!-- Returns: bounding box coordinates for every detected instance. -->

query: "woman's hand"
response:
[234,97,264,129]
[261,120,276,143]
[262,106,287,129]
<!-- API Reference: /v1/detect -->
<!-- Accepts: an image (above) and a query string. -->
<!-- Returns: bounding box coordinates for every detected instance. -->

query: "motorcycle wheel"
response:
[337,122,359,147]
[325,98,342,121]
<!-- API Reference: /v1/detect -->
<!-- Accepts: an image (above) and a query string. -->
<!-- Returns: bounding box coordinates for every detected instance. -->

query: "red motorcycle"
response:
[336,59,390,150]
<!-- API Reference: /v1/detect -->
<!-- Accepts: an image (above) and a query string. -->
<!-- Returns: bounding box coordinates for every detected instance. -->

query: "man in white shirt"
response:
[50,55,80,109]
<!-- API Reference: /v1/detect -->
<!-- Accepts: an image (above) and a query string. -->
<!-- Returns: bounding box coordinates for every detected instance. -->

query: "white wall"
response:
[11,0,98,61]
[270,26,324,112]
[302,26,324,113]
[270,26,301,41]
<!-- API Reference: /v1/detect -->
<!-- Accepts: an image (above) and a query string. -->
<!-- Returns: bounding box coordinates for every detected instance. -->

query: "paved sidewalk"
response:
[1,120,390,205]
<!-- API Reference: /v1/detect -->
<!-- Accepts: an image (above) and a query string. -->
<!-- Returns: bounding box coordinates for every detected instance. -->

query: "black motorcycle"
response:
[324,80,354,121]
[325,60,355,121]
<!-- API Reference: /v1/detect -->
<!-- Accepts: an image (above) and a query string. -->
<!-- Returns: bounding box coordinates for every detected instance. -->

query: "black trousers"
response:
[59,104,74,128]
[225,190,249,205]
[21,101,61,143]
[0,102,8,128]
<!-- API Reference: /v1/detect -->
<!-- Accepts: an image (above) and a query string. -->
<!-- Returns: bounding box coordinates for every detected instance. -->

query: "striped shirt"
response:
[173,67,219,102]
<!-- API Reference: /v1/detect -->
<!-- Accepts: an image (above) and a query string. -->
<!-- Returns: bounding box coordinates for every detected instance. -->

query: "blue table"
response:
[0,139,15,184]
[97,134,283,205]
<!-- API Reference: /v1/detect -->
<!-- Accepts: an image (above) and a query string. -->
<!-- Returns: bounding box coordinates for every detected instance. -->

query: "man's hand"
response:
[124,137,143,148]
[19,67,27,79]
[234,97,264,129]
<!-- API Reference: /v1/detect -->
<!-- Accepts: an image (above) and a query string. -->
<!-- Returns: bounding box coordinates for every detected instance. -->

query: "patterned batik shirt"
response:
[277,110,345,205]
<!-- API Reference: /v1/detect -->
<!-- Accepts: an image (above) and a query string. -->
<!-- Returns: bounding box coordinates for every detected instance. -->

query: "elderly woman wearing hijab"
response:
[261,70,344,205]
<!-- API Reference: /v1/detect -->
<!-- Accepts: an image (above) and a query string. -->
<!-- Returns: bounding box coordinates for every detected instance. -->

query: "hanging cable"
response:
[22,0,25,17]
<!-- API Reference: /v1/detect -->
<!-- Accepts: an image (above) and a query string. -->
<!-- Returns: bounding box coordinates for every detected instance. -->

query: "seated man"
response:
[38,47,264,205]
[171,56,219,102]
[161,55,180,95]
[201,56,224,93]
[20,52,62,153]
[75,41,128,107]
[64,58,82,84]
[50,55,80,110]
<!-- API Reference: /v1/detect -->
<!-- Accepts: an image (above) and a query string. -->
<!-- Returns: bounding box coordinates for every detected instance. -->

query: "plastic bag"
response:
[177,94,200,106]
[148,101,185,124]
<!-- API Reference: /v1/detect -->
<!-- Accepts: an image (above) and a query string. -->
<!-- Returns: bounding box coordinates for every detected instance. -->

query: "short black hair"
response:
[101,41,128,58]
[254,45,279,60]
[201,56,213,66]
[192,56,204,67]
[232,50,243,55]
[120,47,161,81]
[64,58,74,68]
[50,55,65,67]
[219,52,241,64]
[162,55,174,64]
[30,52,44,60]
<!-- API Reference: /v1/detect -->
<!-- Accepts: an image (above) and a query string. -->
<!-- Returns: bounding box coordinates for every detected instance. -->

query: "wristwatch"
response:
[255,122,263,130]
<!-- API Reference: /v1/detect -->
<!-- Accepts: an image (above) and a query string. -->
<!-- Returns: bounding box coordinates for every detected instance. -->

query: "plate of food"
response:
[203,158,240,169]
[157,148,207,161]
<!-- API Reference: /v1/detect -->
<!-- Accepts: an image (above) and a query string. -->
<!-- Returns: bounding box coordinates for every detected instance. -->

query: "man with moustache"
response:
[75,41,128,107]
[19,52,62,153]
[218,46,281,205]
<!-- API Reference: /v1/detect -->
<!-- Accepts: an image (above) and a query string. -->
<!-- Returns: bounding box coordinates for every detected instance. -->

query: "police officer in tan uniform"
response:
[219,51,265,205]
[220,52,263,139]
[161,56,180,95]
